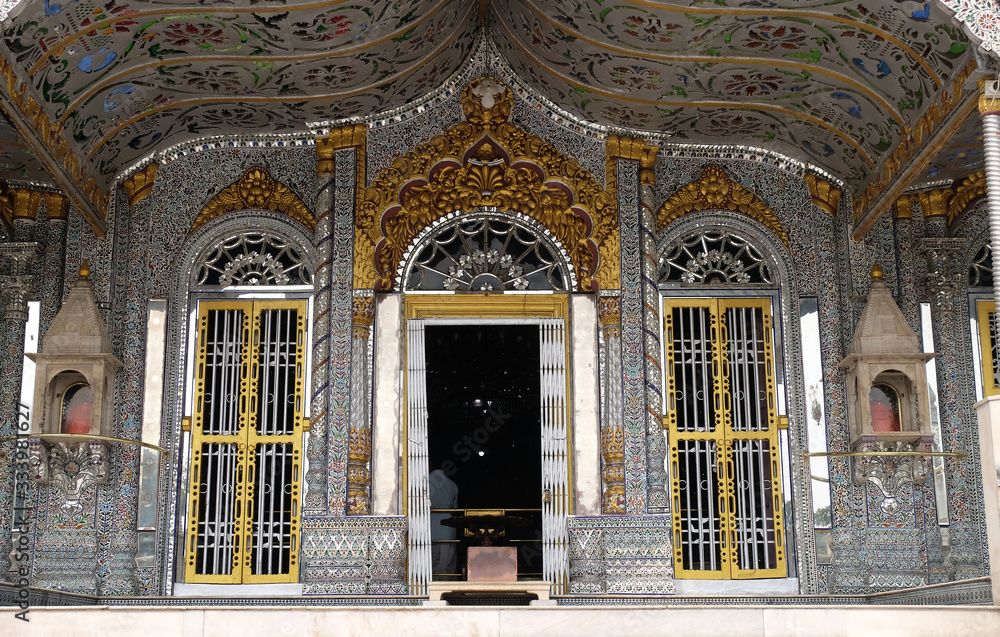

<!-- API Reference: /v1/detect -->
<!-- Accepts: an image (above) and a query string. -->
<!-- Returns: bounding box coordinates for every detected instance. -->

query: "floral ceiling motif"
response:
[0,0,987,233]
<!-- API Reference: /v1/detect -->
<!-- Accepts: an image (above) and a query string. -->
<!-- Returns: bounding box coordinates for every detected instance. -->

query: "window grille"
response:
[663,297,785,579]
[185,299,305,583]
[195,232,312,287]
[400,213,572,292]
[659,230,773,286]
[976,300,1000,398]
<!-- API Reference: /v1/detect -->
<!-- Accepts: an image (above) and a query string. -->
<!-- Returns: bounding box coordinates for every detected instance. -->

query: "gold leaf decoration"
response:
[190,166,315,235]
[657,165,789,249]
[947,170,986,225]
[356,76,616,292]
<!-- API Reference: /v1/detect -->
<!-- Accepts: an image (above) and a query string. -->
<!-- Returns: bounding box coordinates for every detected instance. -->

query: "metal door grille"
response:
[976,300,1000,396]
[186,300,305,584]
[664,298,785,579]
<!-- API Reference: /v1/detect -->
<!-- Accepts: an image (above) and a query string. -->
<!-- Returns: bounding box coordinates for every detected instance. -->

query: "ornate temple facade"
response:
[3,0,1000,634]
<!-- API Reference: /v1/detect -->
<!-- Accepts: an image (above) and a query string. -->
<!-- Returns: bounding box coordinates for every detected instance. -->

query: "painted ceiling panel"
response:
[0,0,983,227]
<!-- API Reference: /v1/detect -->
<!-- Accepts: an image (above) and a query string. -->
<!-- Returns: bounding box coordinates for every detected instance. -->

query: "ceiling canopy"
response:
[0,0,987,236]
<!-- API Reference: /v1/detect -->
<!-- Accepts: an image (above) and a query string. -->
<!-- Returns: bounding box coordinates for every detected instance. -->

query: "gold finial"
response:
[79,260,91,280]
[871,262,883,281]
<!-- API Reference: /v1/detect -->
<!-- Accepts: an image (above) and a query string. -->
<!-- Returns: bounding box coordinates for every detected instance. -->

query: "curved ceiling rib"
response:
[0,0,979,236]
[519,2,903,122]
[494,17,876,169]
[59,0,461,126]
[518,0,943,86]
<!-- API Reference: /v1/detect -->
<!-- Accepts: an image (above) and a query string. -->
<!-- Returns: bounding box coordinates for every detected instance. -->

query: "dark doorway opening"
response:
[425,324,543,580]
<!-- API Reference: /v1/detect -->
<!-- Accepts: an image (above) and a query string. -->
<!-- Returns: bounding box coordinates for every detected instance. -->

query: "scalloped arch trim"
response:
[657,165,788,249]
[190,166,315,235]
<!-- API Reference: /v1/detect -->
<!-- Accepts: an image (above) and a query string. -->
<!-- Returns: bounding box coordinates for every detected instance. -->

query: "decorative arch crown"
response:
[657,165,788,249]
[190,166,314,235]
[356,76,617,292]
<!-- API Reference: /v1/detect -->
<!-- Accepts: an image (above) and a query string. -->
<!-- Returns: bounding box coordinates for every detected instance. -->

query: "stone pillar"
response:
[606,135,663,514]
[637,152,667,512]
[977,77,1000,605]
[0,242,38,580]
[597,294,625,513]
[315,124,366,514]
[307,149,335,513]
[99,169,158,596]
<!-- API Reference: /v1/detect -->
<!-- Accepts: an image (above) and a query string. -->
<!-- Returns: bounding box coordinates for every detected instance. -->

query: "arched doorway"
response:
[399,212,573,594]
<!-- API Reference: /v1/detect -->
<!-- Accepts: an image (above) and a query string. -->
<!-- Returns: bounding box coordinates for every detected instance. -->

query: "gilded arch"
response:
[190,166,315,235]
[656,165,789,249]
[355,77,617,292]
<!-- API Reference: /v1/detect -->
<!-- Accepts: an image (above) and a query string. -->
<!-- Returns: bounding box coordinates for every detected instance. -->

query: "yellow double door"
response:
[185,300,306,584]
[663,297,786,580]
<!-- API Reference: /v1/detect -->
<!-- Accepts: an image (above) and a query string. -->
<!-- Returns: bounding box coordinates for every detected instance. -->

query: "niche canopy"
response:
[838,264,935,448]
[27,262,121,438]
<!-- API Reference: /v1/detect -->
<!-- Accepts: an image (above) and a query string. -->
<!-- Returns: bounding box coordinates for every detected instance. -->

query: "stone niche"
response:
[27,263,121,438]
[26,263,120,512]
[839,264,934,448]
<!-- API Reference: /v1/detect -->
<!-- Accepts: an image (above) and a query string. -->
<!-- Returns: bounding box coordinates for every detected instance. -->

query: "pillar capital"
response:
[921,237,966,314]
[606,135,658,185]
[122,163,159,207]
[317,124,367,175]
[804,173,842,216]
[980,78,1000,115]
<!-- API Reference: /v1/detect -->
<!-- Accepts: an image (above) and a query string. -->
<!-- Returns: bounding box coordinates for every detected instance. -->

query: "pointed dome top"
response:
[41,262,113,355]
[847,264,920,356]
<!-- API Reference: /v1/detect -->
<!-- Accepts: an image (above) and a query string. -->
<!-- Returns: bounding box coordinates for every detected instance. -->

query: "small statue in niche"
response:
[869,383,901,433]
[61,383,94,435]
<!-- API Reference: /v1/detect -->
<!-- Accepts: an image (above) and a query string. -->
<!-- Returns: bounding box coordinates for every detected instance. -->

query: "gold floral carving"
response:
[352,295,375,339]
[894,193,916,219]
[598,295,621,328]
[0,188,69,225]
[44,193,69,220]
[0,53,107,231]
[601,426,626,514]
[917,187,952,218]
[948,170,986,224]
[347,425,372,515]
[980,79,1000,115]
[356,77,616,292]
[803,173,842,216]
[855,59,977,228]
[657,165,789,248]
[317,124,367,175]
[122,163,158,207]
[190,166,315,235]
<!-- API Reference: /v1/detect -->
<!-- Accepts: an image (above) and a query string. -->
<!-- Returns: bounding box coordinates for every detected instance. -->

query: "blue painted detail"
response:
[78,48,117,73]
[103,85,135,112]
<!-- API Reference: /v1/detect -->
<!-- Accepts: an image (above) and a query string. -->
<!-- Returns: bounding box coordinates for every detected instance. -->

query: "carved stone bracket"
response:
[28,439,109,514]
[921,237,966,314]
[851,440,931,515]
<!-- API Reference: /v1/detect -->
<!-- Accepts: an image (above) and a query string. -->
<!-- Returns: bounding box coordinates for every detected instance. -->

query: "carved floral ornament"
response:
[656,165,789,250]
[190,166,315,235]
[355,77,618,292]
